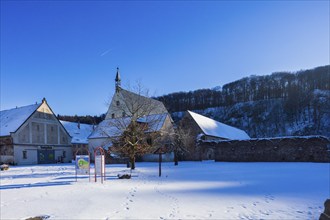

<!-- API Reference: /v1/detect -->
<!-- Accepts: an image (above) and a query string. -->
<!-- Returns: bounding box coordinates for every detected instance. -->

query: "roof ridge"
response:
[120,88,164,104]
[0,103,40,113]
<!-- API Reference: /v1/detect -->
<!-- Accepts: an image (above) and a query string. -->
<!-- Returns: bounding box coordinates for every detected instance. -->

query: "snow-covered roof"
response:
[105,88,169,120]
[187,110,250,140]
[120,89,168,114]
[0,104,40,136]
[60,121,94,144]
[89,113,168,139]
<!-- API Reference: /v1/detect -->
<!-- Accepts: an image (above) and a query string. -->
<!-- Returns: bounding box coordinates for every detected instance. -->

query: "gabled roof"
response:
[89,113,169,139]
[120,88,168,113]
[187,110,250,140]
[0,103,40,136]
[60,121,94,144]
[105,87,168,119]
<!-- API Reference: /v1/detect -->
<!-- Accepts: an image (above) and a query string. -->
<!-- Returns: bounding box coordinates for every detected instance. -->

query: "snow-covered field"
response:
[1,162,329,220]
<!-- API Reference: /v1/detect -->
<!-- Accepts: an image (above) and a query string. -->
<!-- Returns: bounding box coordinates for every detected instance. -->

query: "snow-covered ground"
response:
[1,162,329,220]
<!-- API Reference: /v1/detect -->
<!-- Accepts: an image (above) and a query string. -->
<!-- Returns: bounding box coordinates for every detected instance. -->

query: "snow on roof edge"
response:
[187,110,250,140]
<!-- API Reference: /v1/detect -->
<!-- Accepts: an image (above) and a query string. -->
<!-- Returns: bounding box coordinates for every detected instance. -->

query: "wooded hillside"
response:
[157,65,330,138]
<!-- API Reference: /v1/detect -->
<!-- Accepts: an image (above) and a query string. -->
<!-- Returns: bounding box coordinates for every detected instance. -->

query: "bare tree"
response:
[101,82,173,170]
[170,126,191,165]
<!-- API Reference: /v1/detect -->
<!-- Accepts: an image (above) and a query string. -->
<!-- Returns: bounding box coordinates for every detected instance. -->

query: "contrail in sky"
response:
[100,49,111,57]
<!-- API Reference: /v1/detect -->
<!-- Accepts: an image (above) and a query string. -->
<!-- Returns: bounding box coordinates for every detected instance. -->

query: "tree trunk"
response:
[130,156,136,170]
[174,152,179,166]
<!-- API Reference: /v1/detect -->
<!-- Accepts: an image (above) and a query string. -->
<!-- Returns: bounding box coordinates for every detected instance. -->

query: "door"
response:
[38,150,55,164]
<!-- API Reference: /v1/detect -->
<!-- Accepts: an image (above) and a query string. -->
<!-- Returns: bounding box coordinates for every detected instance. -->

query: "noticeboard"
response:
[76,155,90,175]
[94,146,106,183]
[95,155,105,175]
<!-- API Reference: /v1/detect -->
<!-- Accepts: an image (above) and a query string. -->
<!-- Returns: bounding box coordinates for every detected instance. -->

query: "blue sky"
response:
[1,1,329,116]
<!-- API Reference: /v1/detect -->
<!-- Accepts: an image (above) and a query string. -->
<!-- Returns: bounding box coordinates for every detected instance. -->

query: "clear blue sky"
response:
[1,1,329,116]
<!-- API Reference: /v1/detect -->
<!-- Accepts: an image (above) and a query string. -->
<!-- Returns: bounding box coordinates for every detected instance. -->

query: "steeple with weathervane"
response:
[115,67,121,93]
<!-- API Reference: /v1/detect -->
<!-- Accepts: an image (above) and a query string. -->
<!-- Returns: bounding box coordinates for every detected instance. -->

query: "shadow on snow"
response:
[0,181,74,190]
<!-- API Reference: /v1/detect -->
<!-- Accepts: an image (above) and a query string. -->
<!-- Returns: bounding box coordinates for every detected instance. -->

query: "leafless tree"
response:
[170,126,192,165]
[102,82,172,170]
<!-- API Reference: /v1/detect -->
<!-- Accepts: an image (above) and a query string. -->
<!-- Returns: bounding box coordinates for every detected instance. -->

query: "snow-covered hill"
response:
[172,89,330,138]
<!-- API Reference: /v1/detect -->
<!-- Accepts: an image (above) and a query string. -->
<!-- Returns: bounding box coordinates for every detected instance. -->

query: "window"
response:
[51,126,54,132]
[122,112,126,117]
[116,101,120,106]
[23,151,27,159]
[37,125,40,131]
[111,113,115,118]
[63,151,66,158]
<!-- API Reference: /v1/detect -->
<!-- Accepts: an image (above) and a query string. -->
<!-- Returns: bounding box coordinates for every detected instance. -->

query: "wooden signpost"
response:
[154,147,166,177]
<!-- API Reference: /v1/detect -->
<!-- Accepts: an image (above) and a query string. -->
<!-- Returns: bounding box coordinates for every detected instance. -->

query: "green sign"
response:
[76,155,90,175]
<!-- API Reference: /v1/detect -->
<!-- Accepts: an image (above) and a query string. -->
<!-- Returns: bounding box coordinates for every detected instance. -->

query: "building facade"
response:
[179,110,250,160]
[60,121,94,156]
[0,98,72,165]
[89,68,175,161]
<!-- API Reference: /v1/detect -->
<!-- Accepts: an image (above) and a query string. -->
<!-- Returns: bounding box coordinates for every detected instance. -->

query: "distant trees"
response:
[157,65,330,138]
[57,114,105,125]
[156,65,329,114]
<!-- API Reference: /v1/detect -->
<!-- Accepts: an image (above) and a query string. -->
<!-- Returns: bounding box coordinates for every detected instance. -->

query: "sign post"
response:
[94,147,106,183]
[75,148,90,182]
[154,147,166,177]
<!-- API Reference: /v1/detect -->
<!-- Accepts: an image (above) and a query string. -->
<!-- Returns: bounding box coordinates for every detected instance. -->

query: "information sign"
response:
[76,155,90,175]
[95,155,105,175]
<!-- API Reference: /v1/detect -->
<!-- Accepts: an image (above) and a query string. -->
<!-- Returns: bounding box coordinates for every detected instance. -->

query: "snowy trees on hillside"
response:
[157,65,329,113]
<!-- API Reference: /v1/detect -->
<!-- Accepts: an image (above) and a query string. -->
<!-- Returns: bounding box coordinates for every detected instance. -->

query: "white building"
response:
[88,68,174,160]
[0,98,72,165]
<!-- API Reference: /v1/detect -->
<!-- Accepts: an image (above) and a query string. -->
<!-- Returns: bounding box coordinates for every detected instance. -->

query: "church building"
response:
[88,68,174,160]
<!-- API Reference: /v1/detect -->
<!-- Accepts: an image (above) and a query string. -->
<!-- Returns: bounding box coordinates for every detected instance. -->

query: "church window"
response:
[23,150,27,159]
[116,101,120,106]
[111,113,115,118]
[122,112,126,117]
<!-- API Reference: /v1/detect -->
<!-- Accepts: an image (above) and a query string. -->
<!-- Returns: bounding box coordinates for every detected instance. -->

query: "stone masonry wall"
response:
[198,136,330,162]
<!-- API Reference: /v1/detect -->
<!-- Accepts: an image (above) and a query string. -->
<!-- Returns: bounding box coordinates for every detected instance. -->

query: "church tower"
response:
[115,67,121,93]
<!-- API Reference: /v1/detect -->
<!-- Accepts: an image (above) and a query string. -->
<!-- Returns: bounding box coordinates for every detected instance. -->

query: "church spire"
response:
[115,67,121,92]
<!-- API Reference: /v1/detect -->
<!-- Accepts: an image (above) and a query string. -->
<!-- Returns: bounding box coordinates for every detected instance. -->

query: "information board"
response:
[76,155,90,175]
[95,155,105,175]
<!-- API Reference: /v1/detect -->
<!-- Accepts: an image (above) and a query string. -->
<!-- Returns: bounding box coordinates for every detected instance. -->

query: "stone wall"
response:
[198,136,330,162]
